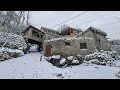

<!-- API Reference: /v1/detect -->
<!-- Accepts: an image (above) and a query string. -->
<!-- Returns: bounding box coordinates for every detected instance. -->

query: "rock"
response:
[115,71,120,79]
[100,62,106,66]
[111,51,120,60]
[94,67,99,69]
[56,62,62,68]
[60,58,66,66]
[3,52,10,60]
[12,53,19,58]
[0,51,10,61]
[67,56,74,61]
[7,50,24,58]
[57,73,62,77]
[50,55,61,66]
[44,57,51,62]
[0,51,4,61]
[23,47,29,54]
[24,44,31,54]
[97,56,104,62]
[85,54,95,61]
[51,55,61,60]
[76,55,84,64]
[66,60,72,65]
[66,56,83,65]
[72,60,80,65]
[56,73,64,78]
[91,59,100,65]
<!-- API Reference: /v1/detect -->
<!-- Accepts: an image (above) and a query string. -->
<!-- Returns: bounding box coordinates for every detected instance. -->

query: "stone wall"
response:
[82,30,111,51]
[43,37,97,57]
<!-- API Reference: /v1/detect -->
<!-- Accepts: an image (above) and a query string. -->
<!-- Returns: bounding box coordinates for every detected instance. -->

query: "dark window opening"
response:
[98,39,100,42]
[65,42,70,46]
[70,29,73,33]
[32,30,39,38]
[41,35,44,38]
[80,43,87,49]
[37,34,40,37]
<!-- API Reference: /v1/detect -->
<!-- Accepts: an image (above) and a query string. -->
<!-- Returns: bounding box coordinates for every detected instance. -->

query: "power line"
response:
[51,11,88,28]
[78,12,106,26]
[54,11,75,20]
[98,21,120,28]
[69,11,102,25]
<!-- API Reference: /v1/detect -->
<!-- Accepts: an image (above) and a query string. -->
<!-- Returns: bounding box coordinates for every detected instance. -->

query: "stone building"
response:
[22,25,61,51]
[22,25,46,50]
[75,27,112,51]
[43,37,97,57]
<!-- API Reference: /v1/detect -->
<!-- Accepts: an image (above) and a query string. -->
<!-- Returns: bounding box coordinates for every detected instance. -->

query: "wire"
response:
[97,21,120,28]
[69,11,102,25]
[78,12,106,26]
[51,11,88,28]
[53,11,75,20]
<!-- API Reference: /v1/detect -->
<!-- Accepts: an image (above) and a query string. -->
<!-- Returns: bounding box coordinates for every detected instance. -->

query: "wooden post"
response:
[40,55,42,61]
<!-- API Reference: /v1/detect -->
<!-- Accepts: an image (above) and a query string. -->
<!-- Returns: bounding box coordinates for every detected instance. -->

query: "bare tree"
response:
[57,25,69,33]
[27,11,30,25]
[0,11,30,35]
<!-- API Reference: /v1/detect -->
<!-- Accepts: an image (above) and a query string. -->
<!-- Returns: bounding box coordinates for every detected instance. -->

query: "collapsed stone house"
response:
[75,27,112,51]
[43,27,112,57]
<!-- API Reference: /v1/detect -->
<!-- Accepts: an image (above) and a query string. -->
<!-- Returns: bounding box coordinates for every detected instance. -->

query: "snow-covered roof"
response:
[23,25,46,34]
[75,27,107,38]
[41,26,59,34]
[86,27,107,36]
[44,37,93,43]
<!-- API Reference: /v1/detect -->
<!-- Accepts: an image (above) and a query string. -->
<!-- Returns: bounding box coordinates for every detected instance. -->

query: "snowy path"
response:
[0,52,120,79]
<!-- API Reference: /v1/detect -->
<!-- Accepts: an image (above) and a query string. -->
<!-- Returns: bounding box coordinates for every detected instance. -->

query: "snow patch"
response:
[67,56,73,61]
[60,58,66,65]
[51,55,61,59]
[72,60,79,64]
[0,52,120,79]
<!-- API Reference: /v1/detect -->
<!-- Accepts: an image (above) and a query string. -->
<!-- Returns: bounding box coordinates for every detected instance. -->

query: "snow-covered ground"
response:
[0,50,120,79]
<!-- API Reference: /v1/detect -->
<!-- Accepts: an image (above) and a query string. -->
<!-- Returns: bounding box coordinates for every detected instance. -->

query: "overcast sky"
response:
[29,11,120,40]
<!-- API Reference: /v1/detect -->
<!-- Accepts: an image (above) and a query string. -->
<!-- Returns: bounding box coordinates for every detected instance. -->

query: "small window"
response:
[41,35,44,38]
[80,43,87,49]
[98,38,100,42]
[37,34,40,37]
[65,42,70,46]
[32,30,39,38]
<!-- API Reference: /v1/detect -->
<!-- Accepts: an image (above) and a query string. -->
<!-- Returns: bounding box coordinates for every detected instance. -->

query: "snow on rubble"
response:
[0,31,27,50]
[0,31,28,61]
[0,47,24,61]
[45,55,84,68]
[84,50,120,66]
[45,50,120,68]
[51,55,61,59]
